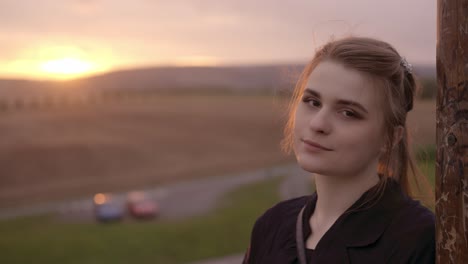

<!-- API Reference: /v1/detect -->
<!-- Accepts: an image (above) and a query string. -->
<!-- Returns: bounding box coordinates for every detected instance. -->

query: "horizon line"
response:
[0,61,436,83]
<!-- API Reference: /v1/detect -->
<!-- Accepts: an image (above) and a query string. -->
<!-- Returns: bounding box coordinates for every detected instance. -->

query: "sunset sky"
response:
[1,0,436,80]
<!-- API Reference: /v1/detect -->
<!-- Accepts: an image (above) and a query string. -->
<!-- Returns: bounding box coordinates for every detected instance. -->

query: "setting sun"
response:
[40,58,94,76]
[33,45,111,80]
[0,45,114,80]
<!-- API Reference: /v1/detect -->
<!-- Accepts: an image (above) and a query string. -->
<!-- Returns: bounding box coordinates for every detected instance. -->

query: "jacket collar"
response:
[303,179,409,248]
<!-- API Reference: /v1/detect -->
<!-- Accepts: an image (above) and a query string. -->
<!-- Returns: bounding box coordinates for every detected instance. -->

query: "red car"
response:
[126,191,159,219]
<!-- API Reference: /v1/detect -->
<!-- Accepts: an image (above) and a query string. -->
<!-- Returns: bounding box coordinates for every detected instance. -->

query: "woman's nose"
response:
[308,108,331,134]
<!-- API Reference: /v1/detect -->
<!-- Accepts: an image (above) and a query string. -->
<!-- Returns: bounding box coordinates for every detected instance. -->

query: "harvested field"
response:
[0,94,292,209]
[0,95,435,209]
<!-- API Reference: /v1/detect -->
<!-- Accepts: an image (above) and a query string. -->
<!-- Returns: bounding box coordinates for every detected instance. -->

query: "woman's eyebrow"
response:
[304,88,369,114]
[336,99,369,114]
[304,88,321,98]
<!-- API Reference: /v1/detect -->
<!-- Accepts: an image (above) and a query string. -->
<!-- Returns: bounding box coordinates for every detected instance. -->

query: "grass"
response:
[0,176,283,264]
[415,144,436,186]
[414,145,436,211]
[0,145,437,263]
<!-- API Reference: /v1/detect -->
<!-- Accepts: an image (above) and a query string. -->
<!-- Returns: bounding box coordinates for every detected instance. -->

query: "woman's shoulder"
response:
[251,195,311,236]
[379,179,435,236]
[390,197,435,236]
[382,197,435,262]
[257,196,310,223]
[244,196,312,264]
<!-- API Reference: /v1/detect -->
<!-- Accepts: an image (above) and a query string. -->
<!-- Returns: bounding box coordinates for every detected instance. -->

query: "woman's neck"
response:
[312,170,380,223]
[305,170,380,250]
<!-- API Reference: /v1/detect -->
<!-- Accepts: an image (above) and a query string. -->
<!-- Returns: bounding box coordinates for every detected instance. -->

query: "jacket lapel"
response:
[301,179,408,263]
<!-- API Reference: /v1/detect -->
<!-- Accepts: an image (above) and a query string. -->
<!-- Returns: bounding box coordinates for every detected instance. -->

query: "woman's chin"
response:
[296,159,327,174]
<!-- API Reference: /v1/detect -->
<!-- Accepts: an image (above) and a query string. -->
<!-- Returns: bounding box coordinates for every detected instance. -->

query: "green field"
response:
[415,145,436,211]
[0,176,283,264]
[416,145,436,186]
[0,145,435,264]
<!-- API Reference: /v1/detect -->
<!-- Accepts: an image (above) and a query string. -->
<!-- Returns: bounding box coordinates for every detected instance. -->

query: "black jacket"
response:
[243,179,435,264]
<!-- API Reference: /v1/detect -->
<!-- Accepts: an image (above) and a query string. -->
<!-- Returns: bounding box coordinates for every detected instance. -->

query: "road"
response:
[188,165,312,264]
[0,163,312,221]
[0,163,312,264]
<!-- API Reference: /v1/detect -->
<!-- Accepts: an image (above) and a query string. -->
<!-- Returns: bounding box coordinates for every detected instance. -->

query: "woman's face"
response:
[293,60,386,178]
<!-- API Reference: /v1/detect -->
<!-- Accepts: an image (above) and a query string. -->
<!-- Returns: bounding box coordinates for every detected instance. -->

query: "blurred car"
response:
[93,193,124,222]
[126,191,159,219]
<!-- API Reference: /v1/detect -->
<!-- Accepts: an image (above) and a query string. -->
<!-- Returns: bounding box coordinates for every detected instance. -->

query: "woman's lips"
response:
[301,139,333,151]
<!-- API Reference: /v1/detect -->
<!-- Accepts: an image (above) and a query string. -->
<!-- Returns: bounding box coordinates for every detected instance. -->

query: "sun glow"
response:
[5,45,114,80]
[33,45,111,79]
[0,44,113,80]
[173,56,219,67]
[40,58,94,76]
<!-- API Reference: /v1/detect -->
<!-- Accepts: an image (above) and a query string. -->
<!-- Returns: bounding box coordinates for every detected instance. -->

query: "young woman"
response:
[243,37,435,264]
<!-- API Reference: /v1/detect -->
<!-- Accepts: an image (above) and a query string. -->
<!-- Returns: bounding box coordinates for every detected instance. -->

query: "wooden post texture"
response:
[436,0,468,263]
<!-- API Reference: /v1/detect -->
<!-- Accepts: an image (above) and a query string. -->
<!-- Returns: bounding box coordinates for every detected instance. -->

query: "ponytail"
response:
[381,68,433,206]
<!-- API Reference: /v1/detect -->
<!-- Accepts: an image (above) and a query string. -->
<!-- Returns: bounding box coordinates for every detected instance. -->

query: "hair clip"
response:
[400,57,413,74]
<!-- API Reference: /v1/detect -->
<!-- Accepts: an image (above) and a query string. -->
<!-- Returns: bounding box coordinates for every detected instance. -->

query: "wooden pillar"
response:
[436,0,468,263]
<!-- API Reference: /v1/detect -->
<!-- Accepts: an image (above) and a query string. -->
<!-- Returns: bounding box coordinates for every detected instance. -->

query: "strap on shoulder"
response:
[296,205,307,264]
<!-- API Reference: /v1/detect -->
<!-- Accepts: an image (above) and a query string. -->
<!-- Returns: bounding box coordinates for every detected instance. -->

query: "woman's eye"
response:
[302,97,321,107]
[341,110,358,118]
[310,100,321,107]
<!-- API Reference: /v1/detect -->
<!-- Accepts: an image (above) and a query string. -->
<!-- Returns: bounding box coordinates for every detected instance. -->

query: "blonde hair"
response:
[282,36,431,202]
